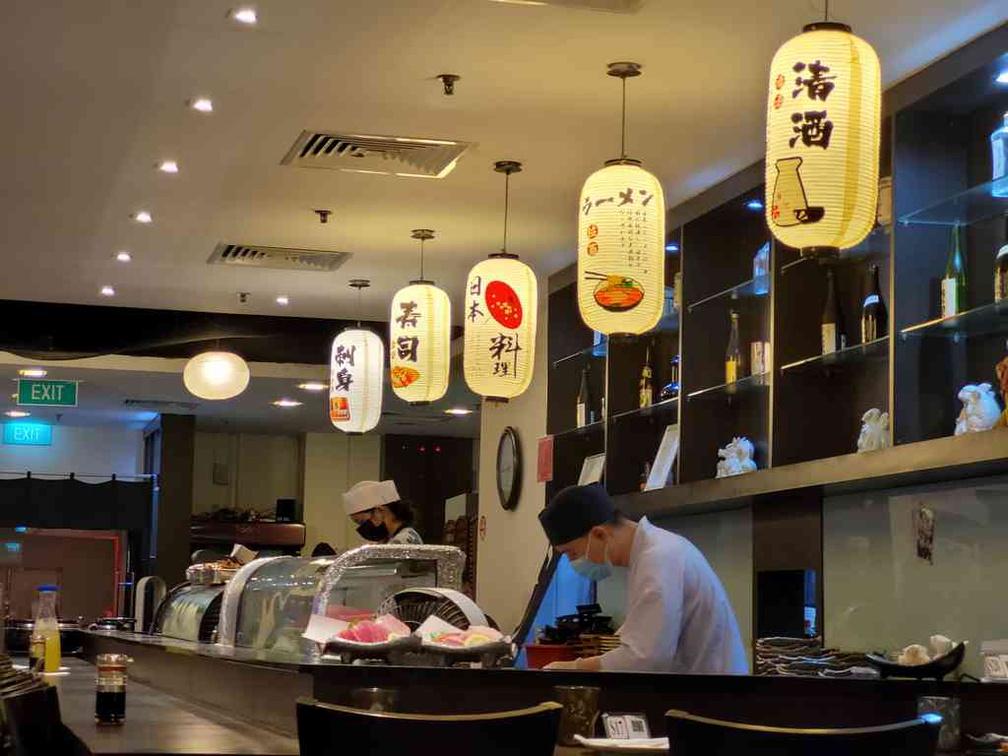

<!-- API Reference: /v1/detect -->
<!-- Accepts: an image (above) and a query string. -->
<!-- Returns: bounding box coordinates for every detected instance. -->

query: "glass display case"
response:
[152,583,226,643]
[215,545,465,654]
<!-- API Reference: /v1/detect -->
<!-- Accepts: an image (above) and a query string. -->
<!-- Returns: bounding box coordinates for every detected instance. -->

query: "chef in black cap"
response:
[538,483,747,673]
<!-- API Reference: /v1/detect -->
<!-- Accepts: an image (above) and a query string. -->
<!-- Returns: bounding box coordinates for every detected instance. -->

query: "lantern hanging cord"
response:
[502,170,511,254]
[345,435,352,491]
[620,75,628,159]
[824,0,829,21]
[356,285,362,327]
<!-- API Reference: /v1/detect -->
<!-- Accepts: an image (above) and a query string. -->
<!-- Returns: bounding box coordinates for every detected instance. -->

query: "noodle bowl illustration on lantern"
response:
[583,271,645,312]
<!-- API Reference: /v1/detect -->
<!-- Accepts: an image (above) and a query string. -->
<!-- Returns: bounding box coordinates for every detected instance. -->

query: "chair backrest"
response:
[297,698,562,756]
[3,684,63,756]
[666,709,941,756]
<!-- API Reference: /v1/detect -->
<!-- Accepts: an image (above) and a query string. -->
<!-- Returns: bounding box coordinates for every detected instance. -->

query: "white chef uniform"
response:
[599,517,748,674]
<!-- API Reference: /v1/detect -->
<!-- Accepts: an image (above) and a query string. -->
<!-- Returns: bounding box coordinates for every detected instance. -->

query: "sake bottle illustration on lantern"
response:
[941,223,968,318]
[992,111,1008,198]
[639,342,653,409]
[822,269,847,354]
[771,157,825,228]
[995,213,1008,303]
[725,311,742,384]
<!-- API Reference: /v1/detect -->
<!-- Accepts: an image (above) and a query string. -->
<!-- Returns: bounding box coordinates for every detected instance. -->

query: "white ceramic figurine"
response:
[857,408,891,453]
[716,437,757,478]
[954,383,1001,436]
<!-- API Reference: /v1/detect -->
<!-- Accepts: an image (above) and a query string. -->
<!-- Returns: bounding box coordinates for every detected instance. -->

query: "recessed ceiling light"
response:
[189,97,214,113]
[444,408,473,416]
[5,410,30,418]
[996,70,1008,85]
[100,285,116,297]
[275,295,290,306]
[229,7,258,24]
[272,398,302,408]
[115,251,132,263]
[131,210,153,224]
[18,369,47,378]
[745,199,764,211]
[297,381,326,392]
[157,160,179,174]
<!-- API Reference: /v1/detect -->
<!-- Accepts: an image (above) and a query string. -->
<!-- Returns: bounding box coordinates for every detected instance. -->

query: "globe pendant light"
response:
[765,2,881,261]
[389,229,451,405]
[463,160,538,402]
[578,62,665,336]
[183,350,250,400]
[330,279,384,434]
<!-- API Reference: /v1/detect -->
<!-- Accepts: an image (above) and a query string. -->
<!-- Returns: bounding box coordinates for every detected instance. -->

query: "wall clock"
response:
[496,426,521,511]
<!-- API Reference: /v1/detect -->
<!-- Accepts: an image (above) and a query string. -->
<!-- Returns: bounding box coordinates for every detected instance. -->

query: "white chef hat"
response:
[342,479,401,516]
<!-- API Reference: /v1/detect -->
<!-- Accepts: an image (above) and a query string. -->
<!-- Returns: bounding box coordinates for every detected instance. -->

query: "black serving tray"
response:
[865,642,966,681]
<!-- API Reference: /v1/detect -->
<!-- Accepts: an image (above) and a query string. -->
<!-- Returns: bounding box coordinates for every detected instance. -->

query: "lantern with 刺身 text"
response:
[463,161,538,401]
[330,280,384,434]
[389,229,451,405]
[765,20,881,260]
[577,62,665,336]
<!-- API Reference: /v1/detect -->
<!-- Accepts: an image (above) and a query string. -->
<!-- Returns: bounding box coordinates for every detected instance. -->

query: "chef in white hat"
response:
[343,480,423,545]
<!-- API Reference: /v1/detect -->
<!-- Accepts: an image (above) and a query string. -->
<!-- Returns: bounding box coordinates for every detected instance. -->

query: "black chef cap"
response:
[539,483,615,546]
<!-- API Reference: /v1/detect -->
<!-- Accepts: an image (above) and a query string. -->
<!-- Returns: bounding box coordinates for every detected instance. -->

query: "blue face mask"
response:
[570,534,613,582]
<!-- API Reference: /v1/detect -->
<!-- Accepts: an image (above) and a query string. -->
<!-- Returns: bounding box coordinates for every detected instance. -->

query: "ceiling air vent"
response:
[207,243,350,273]
[123,399,199,411]
[281,130,470,178]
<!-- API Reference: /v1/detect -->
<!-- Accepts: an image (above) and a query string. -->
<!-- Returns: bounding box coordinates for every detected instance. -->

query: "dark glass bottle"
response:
[659,355,680,401]
[639,342,653,409]
[995,214,1008,303]
[576,362,594,428]
[861,264,888,343]
[941,223,967,317]
[821,269,847,354]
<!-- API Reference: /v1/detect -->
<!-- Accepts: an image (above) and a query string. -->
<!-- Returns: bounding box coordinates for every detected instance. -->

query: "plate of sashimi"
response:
[320,614,421,654]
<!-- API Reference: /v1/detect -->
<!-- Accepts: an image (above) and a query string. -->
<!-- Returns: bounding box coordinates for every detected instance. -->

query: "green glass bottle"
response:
[940,223,967,318]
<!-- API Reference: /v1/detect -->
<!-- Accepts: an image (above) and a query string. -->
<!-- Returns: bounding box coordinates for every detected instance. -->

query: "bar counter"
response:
[80,630,1008,742]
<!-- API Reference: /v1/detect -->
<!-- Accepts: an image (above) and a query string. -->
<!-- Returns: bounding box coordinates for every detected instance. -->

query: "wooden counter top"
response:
[52,659,299,756]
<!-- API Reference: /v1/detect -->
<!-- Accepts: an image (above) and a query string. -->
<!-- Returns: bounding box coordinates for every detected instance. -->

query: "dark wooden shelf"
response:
[613,428,1008,518]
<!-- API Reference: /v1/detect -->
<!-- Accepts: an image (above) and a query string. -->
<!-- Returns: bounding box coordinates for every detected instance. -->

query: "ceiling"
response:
[0,353,481,437]
[2,0,1005,325]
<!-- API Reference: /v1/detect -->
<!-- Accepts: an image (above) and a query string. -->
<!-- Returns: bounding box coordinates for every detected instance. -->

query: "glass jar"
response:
[95,654,130,724]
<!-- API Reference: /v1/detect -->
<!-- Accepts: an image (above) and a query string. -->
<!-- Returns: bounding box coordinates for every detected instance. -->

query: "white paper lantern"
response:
[577,160,665,335]
[765,22,881,257]
[389,281,451,404]
[329,329,384,434]
[463,256,537,400]
[183,351,250,400]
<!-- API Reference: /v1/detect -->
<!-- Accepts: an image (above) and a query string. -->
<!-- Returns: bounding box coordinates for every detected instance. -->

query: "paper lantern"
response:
[183,351,249,400]
[389,281,451,404]
[577,160,665,334]
[329,329,384,434]
[765,22,881,258]
[463,256,537,400]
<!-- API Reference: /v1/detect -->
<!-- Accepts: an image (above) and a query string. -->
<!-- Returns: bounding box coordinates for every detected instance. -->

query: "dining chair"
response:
[297,698,562,756]
[667,708,942,756]
[3,683,65,756]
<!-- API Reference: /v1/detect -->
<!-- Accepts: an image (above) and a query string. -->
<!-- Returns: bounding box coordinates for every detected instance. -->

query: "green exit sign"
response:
[17,379,78,407]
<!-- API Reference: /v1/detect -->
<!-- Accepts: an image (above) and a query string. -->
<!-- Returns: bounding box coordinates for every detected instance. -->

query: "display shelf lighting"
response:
[997,70,1008,85]
[577,62,665,336]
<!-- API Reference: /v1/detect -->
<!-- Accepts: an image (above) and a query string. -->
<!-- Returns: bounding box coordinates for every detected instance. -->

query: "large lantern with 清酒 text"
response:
[765,22,881,260]
[577,160,665,335]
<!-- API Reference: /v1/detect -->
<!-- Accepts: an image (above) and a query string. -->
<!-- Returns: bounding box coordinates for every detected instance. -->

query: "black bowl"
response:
[866,642,966,681]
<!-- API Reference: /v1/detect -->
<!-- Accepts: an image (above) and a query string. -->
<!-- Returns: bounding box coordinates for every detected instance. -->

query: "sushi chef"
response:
[343,480,423,545]
[538,484,747,674]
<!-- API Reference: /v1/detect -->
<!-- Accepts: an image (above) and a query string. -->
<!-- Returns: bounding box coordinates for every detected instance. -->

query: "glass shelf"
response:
[900,299,1008,340]
[898,180,1008,227]
[612,397,680,422]
[779,337,889,374]
[686,372,770,400]
[780,226,891,275]
[688,275,770,312]
[552,420,605,439]
[551,339,607,369]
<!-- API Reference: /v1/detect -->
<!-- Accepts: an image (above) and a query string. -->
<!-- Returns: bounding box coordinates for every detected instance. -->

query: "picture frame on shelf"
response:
[578,452,606,486]
[645,424,680,492]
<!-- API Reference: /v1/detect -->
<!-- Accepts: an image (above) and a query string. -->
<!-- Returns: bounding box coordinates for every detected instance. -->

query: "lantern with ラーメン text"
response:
[463,161,538,401]
[577,62,665,335]
[389,229,451,405]
[330,280,384,434]
[765,20,881,260]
